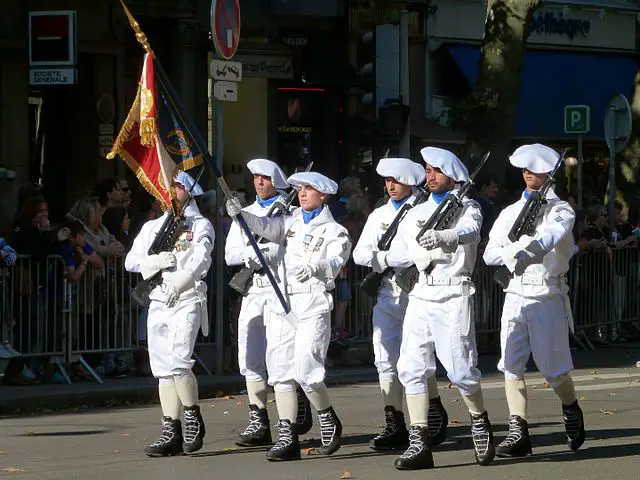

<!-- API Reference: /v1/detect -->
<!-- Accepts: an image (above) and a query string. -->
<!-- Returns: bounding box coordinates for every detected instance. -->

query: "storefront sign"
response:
[532,12,591,40]
[234,54,293,80]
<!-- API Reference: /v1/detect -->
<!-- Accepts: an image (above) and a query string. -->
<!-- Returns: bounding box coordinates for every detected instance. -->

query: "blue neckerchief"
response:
[339,197,349,204]
[390,195,411,210]
[256,193,278,208]
[523,190,530,200]
[431,191,448,204]
[302,207,323,224]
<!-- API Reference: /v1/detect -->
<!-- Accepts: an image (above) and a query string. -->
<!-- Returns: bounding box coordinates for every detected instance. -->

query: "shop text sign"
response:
[532,12,591,40]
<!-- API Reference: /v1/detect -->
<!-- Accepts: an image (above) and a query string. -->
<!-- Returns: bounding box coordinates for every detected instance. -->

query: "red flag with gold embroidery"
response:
[107,53,203,214]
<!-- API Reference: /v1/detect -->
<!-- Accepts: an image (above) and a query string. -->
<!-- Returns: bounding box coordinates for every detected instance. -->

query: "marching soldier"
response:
[385,148,495,470]
[125,171,213,457]
[225,158,312,447]
[483,144,585,457]
[226,172,351,462]
[352,158,449,451]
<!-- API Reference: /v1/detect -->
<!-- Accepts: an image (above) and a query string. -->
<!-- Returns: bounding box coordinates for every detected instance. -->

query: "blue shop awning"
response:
[447,44,638,139]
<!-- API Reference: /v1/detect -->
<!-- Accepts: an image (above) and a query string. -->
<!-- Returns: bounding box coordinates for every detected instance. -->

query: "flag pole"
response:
[118,1,294,317]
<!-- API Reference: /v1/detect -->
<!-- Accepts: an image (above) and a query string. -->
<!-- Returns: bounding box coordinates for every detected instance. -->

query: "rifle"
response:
[395,152,490,294]
[228,162,313,295]
[492,150,567,289]
[359,183,429,298]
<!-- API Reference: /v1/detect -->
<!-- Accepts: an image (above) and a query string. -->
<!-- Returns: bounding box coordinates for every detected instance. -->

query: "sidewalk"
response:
[1,345,638,415]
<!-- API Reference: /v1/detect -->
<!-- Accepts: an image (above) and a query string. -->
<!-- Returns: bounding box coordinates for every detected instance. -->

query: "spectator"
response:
[58,220,104,285]
[475,177,500,241]
[117,178,132,210]
[93,178,125,209]
[102,207,131,251]
[0,237,18,359]
[328,176,363,220]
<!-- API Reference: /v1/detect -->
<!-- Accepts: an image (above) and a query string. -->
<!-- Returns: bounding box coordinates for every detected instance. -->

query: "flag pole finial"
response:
[120,0,154,54]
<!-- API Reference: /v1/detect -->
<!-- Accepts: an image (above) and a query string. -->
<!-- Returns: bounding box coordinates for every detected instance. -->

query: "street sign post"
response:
[210,0,241,375]
[564,105,590,209]
[211,0,240,60]
[210,59,242,82]
[604,94,633,241]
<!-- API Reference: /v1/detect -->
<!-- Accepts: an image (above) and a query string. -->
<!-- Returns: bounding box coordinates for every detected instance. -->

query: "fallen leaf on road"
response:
[590,370,597,375]
[543,382,550,389]
[0,467,25,473]
[236,401,243,408]
[449,419,462,425]
[447,382,453,389]
[223,395,234,400]
[122,433,130,437]
[579,396,588,401]
[114,450,120,454]
[209,404,216,407]
[450,398,459,403]
[599,409,616,415]
[341,471,352,479]
[223,411,230,415]
[223,448,238,451]
[608,393,617,397]
[268,399,275,403]
[0,452,4,455]
[303,448,314,455]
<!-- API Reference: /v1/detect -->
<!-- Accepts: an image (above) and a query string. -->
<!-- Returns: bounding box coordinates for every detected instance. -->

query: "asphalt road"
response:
[1,366,639,479]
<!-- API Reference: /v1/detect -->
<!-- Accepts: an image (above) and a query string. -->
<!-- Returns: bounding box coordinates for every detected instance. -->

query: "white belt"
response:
[286,284,326,294]
[421,275,469,286]
[517,273,566,286]
[252,276,272,288]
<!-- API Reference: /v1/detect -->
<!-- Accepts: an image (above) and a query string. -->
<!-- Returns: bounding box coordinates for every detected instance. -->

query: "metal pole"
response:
[577,134,583,209]
[399,10,410,157]
[215,98,224,376]
[607,147,617,242]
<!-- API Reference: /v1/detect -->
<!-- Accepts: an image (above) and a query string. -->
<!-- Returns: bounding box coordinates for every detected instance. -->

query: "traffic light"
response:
[357,24,400,118]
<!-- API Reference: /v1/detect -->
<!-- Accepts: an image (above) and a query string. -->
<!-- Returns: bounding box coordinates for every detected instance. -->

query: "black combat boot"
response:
[496,415,532,458]
[295,388,313,435]
[470,411,495,466]
[266,419,301,461]
[369,406,409,451]
[393,425,435,470]
[236,404,272,447]
[144,417,184,457]
[314,406,342,455]
[562,401,585,451]
[428,397,449,447]
[182,405,206,453]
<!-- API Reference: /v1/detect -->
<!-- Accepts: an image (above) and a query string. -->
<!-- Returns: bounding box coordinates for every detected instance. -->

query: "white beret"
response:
[420,147,469,183]
[287,172,338,195]
[247,158,289,190]
[509,144,559,174]
[174,170,203,196]
[376,158,425,186]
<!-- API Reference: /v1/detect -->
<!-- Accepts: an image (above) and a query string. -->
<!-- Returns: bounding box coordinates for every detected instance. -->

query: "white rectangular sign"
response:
[213,81,238,102]
[210,59,243,82]
[29,68,75,85]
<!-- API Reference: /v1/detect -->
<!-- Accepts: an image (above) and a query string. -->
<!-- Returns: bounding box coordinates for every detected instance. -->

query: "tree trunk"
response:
[460,0,541,186]
[616,70,640,223]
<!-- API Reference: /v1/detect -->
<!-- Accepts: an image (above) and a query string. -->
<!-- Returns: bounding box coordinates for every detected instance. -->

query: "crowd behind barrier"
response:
[1,246,638,386]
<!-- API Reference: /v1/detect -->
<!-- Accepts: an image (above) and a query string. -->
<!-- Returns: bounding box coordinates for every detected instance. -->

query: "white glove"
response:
[242,245,278,270]
[418,229,459,251]
[158,271,194,308]
[140,252,176,280]
[371,251,388,273]
[293,264,314,282]
[225,197,243,217]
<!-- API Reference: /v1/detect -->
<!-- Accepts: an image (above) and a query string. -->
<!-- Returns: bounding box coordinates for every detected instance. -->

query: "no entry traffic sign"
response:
[211,0,241,60]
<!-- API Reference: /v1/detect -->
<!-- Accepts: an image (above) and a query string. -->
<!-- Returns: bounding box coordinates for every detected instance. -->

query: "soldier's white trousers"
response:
[398,294,481,396]
[237,289,272,382]
[372,290,408,381]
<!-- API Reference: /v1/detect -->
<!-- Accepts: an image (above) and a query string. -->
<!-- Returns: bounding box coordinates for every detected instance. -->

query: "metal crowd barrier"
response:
[1,247,639,385]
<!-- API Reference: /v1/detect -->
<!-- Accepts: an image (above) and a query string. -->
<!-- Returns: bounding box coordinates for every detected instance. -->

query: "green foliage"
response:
[448,89,500,130]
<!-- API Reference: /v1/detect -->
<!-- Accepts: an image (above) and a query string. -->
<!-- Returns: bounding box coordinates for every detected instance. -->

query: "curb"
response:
[0,368,379,416]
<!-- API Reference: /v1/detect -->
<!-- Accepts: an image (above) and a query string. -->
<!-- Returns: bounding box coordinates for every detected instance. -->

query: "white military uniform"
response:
[483,145,576,385]
[225,159,289,385]
[126,201,214,378]
[352,158,424,396]
[387,155,482,398]
[228,171,350,460]
[386,149,494,471]
[125,170,213,456]
[482,143,584,457]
